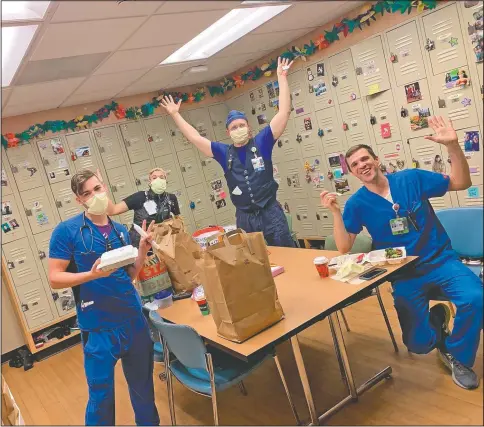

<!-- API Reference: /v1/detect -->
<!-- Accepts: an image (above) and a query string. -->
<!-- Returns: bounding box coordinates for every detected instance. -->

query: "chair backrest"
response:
[435,207,483,258]
[142,306,159,343]
[285,213,293,233]
[149,311,208,370]
[325,233,373,254]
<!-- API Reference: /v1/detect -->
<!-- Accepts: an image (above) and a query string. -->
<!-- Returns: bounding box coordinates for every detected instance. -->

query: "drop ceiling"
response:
[1,0,363,118]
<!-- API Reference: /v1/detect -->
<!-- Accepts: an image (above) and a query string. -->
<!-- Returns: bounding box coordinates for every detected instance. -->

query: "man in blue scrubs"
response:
[48,170,160,425]
[321,116,482,390]
[159,57,295,247]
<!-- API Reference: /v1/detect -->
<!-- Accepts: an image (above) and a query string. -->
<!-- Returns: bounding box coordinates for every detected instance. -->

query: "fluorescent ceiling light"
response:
[161,5,291,65]
[2,25,37,87]
[1,1,50,21]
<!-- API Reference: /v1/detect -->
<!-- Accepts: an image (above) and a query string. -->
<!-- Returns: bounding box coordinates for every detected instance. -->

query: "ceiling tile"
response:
[120,10,228,50]
[155,1,240,14]
[93,45,182,75]
[3,100,62,118]
[30,17,146,61]
[51,1,163,22]
[61,89,120,108]
[73,69,150,95]
[8,78,85,106]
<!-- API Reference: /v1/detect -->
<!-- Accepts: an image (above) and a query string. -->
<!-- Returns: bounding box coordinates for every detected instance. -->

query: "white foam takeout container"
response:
[98,245,138,272]
[366,247,407,266]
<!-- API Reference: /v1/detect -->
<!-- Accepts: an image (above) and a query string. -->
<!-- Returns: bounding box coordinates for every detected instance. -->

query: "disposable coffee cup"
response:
[314,256,329,278]
[195,295,210,316]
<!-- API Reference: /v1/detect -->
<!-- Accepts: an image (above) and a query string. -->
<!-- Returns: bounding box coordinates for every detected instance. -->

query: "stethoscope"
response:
[79,213,126,255]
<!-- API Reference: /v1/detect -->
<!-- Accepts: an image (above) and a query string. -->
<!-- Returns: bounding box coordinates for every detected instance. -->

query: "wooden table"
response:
[158,247,417,425]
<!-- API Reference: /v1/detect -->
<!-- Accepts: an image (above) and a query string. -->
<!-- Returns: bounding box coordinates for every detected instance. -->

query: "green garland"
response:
[2,0,436,149]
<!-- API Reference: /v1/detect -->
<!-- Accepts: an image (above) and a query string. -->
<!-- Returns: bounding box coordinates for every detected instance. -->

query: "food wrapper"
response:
[332,259,365,282]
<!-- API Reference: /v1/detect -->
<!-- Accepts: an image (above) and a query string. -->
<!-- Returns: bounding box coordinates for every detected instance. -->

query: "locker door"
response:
[16,280,54,329]
[423,3,467,75]
[106,166,136,203]
[1,165,13,196]
[194,214,218,231]
[455,185,483,207]
[3,237,41,286]
[208,103,230,141]
[329,49,360,104]
[33,230,52,277]
[225,94,246,115]
[186,183,214,222]
[130,160,153,192]
[287,199,318,238]
[1,194,27,243]
[154,154,183,191]
[459,1,483,87]
[142,116,174,157]
[215,209,236,227]
[351,35,390,95]
[315,108,345,153]
[430,66,479,130]
[314,205,334,238]
[51,288,76,317]
[118,211,134,228]
[281,159,308,199]
[324,152,358,196]
[288,70,311,117]
[19,187,56,234]
[456,127,482,185]
[386,21,426,86]
[36,137,72,183]
[187,108,215,141]
[272,119,300,163]
[366,89,402,144]
[394,78,433,139]
[177,149,203,188]
[273,160,287,202]
[6,144,43,191]
[165,113,193,153]
[119,122,149,164]
[247,86,273,130]
[302,155,330,200]
[306,60,334,112]
[339,99,371,146]
[294,114,321,158]
[94,126,126,170]
[50,180,82,220]
[376,141,409,175]
[200,155,224,182]
[206,179,234,215]
[66,131,100,172]
[172,188,193,225]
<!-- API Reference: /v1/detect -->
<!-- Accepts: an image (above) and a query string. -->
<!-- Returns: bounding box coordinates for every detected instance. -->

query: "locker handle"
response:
[111,185,118,193]
[296,214,301,221]
[181,166,186,172]
[99,146,106,153]
[55,200,63,208]
[355,67,363,76]
[316,213,321,220]
[201,160,206,166]
[7,261,15,269]
[135,178,141,186]
[43,158,50,166]
[125,140,131,147]
[25,209,33,217]
[11,166,18,173]
[38,251,46,260]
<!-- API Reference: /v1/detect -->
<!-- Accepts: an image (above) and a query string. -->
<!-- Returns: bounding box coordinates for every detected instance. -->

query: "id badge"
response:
[390,217,409,235]
[143,200,157,215]
[251,156,265,172]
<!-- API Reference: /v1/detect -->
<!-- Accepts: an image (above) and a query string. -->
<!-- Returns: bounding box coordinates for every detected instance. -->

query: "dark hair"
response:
[71,170,98,195]
[344,144,377,170]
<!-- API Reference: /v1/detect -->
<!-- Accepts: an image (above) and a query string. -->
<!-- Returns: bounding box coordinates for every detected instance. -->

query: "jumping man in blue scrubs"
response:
[48,170,160,425]
[321,116,482,390]
[159,57,295,247]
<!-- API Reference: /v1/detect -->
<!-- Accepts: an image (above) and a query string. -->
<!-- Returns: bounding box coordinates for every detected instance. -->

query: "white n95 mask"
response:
[230,127,250,146]
[84,192,109,215]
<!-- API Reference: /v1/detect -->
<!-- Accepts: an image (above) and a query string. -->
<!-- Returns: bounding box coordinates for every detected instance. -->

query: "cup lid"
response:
[314,256,328,264]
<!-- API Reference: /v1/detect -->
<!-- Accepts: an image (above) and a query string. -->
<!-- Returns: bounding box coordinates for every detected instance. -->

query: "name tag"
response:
[390,217,409,235]
[251,156,265,172]
[143,200,157,215]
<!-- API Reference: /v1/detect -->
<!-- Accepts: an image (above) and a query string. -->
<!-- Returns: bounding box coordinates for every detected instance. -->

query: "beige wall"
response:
[1,278,26,354]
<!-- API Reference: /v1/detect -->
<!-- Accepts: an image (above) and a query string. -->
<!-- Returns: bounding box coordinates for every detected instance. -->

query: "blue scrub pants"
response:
[392,259,483,367]
[236,201,295,248]
[82,314,160,426]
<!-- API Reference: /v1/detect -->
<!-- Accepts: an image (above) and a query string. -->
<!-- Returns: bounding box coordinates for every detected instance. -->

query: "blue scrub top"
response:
[343,169,458,274]
[49,213,142,331]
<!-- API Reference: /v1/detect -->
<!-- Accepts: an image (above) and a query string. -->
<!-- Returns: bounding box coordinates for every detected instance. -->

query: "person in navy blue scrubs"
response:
[321,116,482,390]
[159,57,295,247]
[48,170,160,425]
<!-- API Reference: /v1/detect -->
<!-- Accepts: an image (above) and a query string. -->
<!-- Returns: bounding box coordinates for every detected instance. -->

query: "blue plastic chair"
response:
[149,311,300,426]
[142,307,166,379]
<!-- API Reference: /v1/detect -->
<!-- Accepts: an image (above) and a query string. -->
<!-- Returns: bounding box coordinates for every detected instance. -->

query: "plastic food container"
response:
[329,253,365,270]
[366,247,407,266]
[154,294,173,309]
[98,245,138,272]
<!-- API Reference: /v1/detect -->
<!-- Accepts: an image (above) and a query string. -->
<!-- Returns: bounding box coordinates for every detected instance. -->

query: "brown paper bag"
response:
[152,217,202,294]
[1,376,23,426]
[201,229,284,343]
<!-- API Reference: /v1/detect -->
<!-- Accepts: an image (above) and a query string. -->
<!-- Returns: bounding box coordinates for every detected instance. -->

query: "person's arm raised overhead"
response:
[269,57,294,140]
[159,95,213,157]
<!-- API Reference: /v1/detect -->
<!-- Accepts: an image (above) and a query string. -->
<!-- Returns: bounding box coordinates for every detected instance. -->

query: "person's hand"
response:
[424,116,458,147]
[320,190,340,213]
[158,95,182,116]
[90,258,115,279]
[277,57,294,77]
[138,219,155,256]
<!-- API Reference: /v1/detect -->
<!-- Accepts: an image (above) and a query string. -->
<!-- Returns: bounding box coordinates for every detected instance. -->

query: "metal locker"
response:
[66,131,100,172]
[338,99,371,146]
[302,155,330,200]
[119,122,150,164]
[199,155,224,183]
[314,205,334,238]
[187,108,215,141]
[422,3,467,76]
[194,213,217,231]
[455,127,482,185]
[215,209,236,227]
[247,85,272,130]
[366,89,402,144]
[106,166,136,203]
[33,230,52,278]
[154,154,183,191]
[208,103,230,141]
[51,287,76,317]
[165,113,194,153]
[36,137,72,183]
[177,149,204,188]
[16,280,54,329]
[273,160,287,202]
[324,151,358,196]
[306,60,334,112]
[377,141,409,175]
[294,113,322,158]
[3,237,41,287]
[50,180,82,221]
[351,35,391,95]
[93,126,126,170]
[281,159,309,200]
[1,194,27,243]
[454,184,483,207]
[19,187,56,235]
[328,49,360,104]
[225,94,247,115]
[172,188,193,224]
[118,211,134,228]
[287,199,318,238]
[272,119,300,163]
[430,66,479,130]
[5,144,43,191]
[130,160,153,192]
[314,108,346,153]
[1,164,13,196]
[386,21,426,87]
[186,183,215,223]
[288,70,311,117]
[206,178,234,215]
[459,1,484,87]
[395,78,433,140]
[142,116,174,157]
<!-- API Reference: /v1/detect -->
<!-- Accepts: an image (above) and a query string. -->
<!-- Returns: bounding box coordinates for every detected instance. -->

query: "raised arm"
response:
[159,95,213,157]
[106,199,129,216]
[270,57,294,140]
